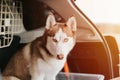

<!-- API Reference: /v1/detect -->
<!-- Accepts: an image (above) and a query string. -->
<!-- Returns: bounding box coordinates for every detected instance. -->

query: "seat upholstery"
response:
[67,38,119,80]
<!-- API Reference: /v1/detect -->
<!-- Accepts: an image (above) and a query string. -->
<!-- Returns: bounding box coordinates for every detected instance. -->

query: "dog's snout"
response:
[57,54,64,60]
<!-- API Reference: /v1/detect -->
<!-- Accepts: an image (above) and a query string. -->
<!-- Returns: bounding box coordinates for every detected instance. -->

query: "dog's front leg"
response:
[2,76,20,80]
[44,75,56,80]
[31,74,45,80]
[44,77,55,80]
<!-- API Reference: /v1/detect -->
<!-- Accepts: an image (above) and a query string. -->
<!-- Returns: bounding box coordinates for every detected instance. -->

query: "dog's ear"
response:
[45,14,56,29]
[67,16,77,31]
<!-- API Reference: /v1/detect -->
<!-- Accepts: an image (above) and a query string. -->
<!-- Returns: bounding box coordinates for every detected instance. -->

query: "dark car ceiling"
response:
[22,0,46,30]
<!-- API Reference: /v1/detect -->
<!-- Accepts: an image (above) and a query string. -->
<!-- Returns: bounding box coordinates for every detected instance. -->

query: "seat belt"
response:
[64,61,69,77]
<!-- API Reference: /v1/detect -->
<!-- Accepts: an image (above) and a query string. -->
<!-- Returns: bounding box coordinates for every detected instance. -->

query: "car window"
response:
[75,0,120,50]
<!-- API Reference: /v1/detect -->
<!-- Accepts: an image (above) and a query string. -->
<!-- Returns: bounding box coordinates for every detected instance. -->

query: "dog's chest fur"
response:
[30,54,65,75]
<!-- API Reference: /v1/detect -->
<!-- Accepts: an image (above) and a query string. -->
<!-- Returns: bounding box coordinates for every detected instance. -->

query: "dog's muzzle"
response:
[57,54,64,60]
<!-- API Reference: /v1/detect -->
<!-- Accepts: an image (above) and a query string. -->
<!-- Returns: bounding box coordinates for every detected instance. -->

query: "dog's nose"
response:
[57,54,64,60]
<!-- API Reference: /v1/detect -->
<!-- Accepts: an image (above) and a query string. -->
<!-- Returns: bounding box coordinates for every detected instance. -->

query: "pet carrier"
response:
[0,0,24,48]
[56,72,105,80]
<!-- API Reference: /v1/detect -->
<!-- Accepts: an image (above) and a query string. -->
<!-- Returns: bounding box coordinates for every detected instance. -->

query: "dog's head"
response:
[44,14,77,60]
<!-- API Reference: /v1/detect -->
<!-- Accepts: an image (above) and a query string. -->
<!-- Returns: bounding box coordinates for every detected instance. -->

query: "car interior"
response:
[0,0,120,80]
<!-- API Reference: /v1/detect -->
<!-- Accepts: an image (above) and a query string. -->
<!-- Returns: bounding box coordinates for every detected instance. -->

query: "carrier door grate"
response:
[0,0,23,48]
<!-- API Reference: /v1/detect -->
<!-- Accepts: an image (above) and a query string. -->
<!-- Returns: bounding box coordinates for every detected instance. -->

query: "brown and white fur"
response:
[2,14,77,80]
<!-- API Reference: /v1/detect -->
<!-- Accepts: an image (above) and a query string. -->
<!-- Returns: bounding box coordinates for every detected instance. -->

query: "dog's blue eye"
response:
[53,39,58,43]
[64,38,69,42]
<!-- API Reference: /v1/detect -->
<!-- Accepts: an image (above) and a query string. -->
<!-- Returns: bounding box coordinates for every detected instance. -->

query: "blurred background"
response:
[75,0,120,51]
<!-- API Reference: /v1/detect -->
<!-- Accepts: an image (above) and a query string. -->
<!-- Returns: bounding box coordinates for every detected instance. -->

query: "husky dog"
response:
[2,14,77,80]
